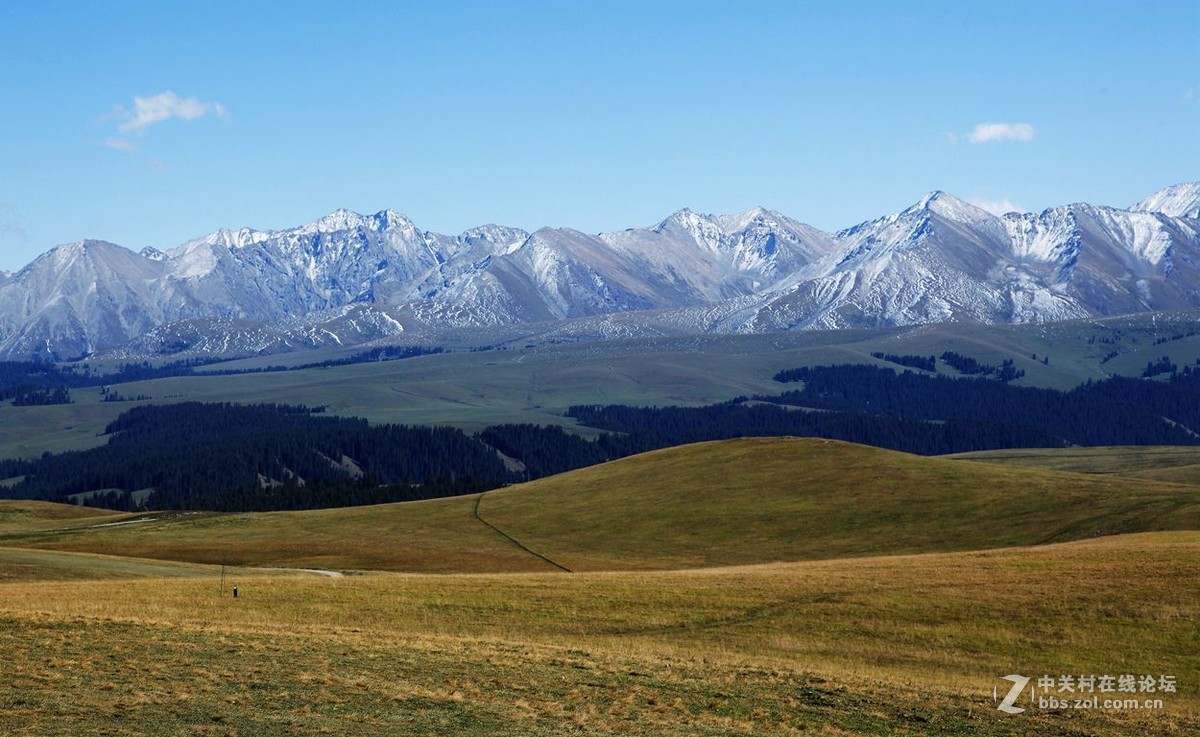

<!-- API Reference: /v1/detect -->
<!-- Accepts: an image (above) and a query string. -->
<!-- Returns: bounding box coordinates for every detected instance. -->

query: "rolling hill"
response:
[5,438,1200,573]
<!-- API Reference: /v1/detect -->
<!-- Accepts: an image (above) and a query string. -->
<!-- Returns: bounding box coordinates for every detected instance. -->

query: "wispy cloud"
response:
[968,122,1035,144]
[103,136,137,151]
[967,196,1026,216]
[109,91,229,135]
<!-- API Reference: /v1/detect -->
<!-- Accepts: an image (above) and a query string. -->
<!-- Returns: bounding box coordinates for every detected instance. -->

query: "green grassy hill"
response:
[0,547,228,582]
[945,445,1200,474]
[6,438,1200,573]
[951,446,1200,487]
[0,499,128,532]
[478,437,1200,570]
[0,496,544,573]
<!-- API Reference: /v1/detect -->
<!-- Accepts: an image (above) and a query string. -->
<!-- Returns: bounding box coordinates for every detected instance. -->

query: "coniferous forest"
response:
[0,347,445,399]
[0,403,512,512]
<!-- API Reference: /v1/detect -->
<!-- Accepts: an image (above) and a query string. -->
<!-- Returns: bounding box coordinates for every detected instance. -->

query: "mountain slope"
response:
[0,241,173,358]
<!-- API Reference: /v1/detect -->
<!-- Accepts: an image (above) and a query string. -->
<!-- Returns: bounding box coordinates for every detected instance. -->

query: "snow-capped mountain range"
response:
[2,182,1198,359]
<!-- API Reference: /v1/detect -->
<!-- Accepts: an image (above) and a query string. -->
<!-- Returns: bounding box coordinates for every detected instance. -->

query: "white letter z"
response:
[996,674,1030,714]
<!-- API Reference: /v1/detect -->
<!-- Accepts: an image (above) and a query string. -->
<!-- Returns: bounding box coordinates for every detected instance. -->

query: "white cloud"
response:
[967,196,1026,216]
[968,122,1035,144]
[103,137,137,151]
[112,91,229,134]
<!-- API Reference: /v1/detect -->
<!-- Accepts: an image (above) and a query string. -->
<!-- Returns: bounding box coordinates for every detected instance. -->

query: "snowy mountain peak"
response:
[313,208,371,233]
[459,224,530,250]
[1131,182,1200,219]
[652,208,725,251]
[311,208,416,234]
[914,190,947,208]
[371,209,412,230]
[140,246,167,261]
[717,206,780,234]
[656,207,714,230]
[43,239,123,262]
[908,191,995,224]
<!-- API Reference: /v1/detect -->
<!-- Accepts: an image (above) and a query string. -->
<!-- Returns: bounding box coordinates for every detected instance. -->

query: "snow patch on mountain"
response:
[1131,182,1200,220]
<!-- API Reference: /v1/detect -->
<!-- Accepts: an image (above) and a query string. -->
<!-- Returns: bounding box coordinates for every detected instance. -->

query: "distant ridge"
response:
[0,184,1198,359]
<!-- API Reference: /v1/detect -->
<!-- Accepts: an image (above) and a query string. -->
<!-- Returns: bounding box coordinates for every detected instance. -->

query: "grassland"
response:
[4,316,1199,733]
[0,499,126,532]
[6,310,1200,460]
[478,438,1200,570]
[3,437,1200,734]
[949,446,1200,488]
[0,547,242,582]
[4,438,1200,576]
[0,497,546,573]
[0,532,1196,735]
[947,446,1200,474]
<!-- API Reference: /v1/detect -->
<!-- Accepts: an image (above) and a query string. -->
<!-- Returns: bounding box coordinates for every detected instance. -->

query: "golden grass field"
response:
[2,439,1198,735]
[6,438,1200,573]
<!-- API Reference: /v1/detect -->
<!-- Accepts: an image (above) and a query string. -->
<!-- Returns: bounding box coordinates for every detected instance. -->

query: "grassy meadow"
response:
[3,427,1200,733]
[0,532,1196,735]
[5,309,1200,460]
[947,446,1200,475]
[6,438,1200,572]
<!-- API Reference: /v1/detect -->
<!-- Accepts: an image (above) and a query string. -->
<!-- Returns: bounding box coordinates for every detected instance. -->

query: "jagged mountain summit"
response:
[720,189,1200,333]
[1131,182,1200,220]
[1,184,1198,359]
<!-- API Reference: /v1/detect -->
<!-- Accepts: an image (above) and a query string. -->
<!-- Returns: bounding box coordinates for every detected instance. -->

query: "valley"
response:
[4,308,1200,462]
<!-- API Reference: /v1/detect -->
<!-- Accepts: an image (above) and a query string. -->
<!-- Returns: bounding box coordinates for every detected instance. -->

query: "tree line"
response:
[0,345,445,403]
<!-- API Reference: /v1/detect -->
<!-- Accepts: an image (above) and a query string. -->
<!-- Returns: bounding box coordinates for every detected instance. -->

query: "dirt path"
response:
[472,493,571,572]
[293,568,345,578]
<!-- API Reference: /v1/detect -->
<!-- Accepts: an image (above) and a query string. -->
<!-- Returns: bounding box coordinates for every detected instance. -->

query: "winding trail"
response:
[472,493,572,573]
[293,568,345,578]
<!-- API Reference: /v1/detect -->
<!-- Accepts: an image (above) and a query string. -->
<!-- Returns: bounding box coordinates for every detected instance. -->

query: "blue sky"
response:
[0,0,1196,271]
